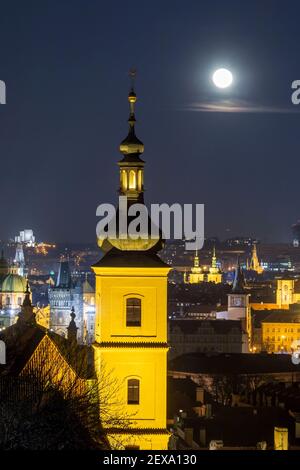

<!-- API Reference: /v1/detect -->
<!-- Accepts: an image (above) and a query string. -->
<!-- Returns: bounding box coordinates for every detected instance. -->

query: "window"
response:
[129,170,136,189]
[126,298,141,327]
[122,170,128,191]
[128,379,140,405]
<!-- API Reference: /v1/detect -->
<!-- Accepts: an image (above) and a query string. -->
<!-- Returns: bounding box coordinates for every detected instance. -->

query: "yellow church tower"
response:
[249,242,263,274]
[207,246,222,283]
[185,250,204,283]
[92,77,171,450]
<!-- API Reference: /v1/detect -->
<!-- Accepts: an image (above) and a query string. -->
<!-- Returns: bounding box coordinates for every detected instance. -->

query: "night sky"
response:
[0,1,299,243]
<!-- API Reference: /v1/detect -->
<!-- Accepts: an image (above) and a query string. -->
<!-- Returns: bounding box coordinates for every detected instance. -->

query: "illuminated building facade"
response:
[48,259,83,341]
[92,81,170,449]
[261,311,300,352]
[276,279,300,307]
[14,229,36,246]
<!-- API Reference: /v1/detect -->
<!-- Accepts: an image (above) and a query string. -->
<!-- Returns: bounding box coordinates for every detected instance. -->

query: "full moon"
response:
[212,68,233,88]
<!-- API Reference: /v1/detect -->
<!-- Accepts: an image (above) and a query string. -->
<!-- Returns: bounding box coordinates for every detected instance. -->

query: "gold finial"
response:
[129,68,136,89]
[128,68,137,112]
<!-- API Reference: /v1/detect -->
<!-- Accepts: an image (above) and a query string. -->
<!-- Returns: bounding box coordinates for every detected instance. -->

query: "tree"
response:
[0,333,132,450]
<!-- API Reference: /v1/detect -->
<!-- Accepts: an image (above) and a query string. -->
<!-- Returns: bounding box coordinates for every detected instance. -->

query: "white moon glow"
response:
[212,68,233,88]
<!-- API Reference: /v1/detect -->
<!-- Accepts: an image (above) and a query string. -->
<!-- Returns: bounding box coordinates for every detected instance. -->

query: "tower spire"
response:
[209,245,219,275]
[250,242,263,274]
[119,69,144,156]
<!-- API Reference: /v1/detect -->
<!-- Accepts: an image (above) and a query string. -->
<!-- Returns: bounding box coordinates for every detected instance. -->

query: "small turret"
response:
[18,281,36,325]
[67,307,78,343]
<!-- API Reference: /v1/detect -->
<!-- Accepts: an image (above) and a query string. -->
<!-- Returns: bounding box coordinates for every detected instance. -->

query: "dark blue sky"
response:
[0,0,299,243]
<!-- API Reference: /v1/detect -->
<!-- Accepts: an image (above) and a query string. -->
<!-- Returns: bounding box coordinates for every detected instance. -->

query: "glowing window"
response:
[129,170,136,189]
[138,170,142,190]
[128,379,140,405]
[122,170,128,190]
[126,298,141,327]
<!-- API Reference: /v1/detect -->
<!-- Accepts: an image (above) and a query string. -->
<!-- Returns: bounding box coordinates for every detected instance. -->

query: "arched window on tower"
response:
[127,378,140,404]
[126,297,141,327]
[129,170,136,190]
[122,170,128,191]
[137,170,142,191]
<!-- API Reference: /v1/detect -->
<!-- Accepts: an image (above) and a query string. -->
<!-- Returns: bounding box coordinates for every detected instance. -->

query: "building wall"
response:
[48,286,83,340]
[262,321,300,352]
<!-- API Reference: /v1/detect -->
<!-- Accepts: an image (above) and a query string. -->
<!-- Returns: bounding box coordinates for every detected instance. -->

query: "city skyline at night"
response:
[1,1,300,244]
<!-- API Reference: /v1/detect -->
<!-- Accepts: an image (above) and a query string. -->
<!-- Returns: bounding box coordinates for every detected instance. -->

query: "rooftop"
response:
[169,352,300,375]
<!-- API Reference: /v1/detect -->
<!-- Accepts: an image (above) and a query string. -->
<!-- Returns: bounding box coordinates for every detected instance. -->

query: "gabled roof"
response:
[262,310,300,324]
[0,321,95,379]
[169,352,300,375]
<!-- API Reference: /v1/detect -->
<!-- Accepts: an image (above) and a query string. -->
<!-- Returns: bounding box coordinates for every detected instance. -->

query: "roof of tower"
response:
[93,248,170,269]
[1,273,27,293]
[82,278,94,294]
[56,260,72,288]
[119,73,144,156]
[232,260,246,294]
[17,281,36,325]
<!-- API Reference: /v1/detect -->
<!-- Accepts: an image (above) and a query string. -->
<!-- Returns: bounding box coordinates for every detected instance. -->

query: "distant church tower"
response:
[276,279,294,307]
[227,260,250,321]
[227,261,250,352]
[207,246,222,283]
[249,242,263,274]
[92,77,171,450]
[14,243,26,277]
[185,250,204,283]
[185,247,222,284]
[48,259,83,340]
